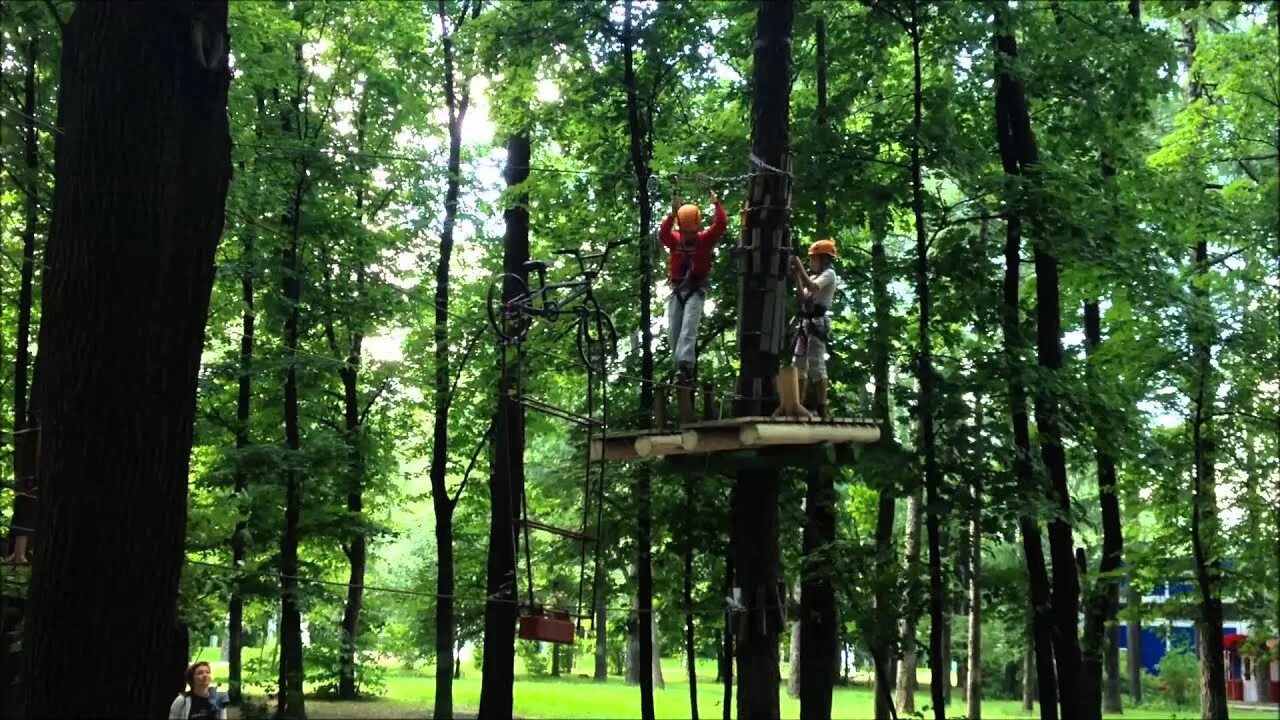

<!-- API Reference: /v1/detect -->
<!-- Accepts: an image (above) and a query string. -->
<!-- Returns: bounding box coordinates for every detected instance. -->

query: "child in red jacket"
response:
[659,191,728,384]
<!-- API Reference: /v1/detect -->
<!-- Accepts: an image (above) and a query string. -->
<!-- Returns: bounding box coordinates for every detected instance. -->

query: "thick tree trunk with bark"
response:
[896,490,923,713]
[20,3,231,717]
[621,2,657,715]
[478,132,530,719]
[993,16,1060,719]
[733,2,794,717]
[800,469,837,720]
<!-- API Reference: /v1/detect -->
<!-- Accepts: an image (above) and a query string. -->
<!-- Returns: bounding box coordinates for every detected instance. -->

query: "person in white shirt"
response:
[789,238,838,417]
[169,661,228,719]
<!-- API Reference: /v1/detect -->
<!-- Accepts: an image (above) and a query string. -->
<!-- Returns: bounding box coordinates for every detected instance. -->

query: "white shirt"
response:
[807,267,836,310]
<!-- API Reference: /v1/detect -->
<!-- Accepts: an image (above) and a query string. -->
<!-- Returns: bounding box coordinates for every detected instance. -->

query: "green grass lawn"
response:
[193,648,1278,719]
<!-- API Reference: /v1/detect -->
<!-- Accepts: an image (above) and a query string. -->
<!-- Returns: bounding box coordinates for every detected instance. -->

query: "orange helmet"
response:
[676,204,702,231]
[808,238,837,257]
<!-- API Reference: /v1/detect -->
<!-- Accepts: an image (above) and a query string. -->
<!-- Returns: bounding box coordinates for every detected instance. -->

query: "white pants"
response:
[792,316,831,380]
[666,289,705,370]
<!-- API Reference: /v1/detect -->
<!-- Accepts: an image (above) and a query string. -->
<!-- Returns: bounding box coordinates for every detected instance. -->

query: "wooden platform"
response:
[589,416,880,462]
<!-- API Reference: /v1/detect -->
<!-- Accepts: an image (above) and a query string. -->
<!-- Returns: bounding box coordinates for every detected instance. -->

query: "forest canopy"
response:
[0,1,1276,720]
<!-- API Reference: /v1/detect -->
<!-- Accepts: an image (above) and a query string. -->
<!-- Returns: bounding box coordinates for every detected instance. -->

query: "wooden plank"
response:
[635,433,686,457]
[740,422,880,447]
[681,416,878,429]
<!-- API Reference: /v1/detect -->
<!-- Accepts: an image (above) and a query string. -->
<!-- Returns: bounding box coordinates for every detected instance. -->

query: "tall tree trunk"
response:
[1180,19,1228,720]
[962,398,984,718]
[228,89,270,705]
[20,3,232,717]
[896,490,923,713]
[1006,13,1087,714]
[478,131,530,720]
[228,222,256,705]
[1023,637,1035,713]
[993,15,1060,719]
[1081,301,1125,717]
[337,361,366,700]
[276,34,311,718]
[800,470,837,720]
[801,16,840,720]
[869,215,900,720]
[651,614,666,689]
[721,545,734,720]
[278,156,308,720]
[906,7,945,718]
[733,2,794,717]
[595,573,608,681]
[1125,580,1143,703]
[940,603,953,706]
[684,478,699,720]
[336,96,371,704]
[429,3,473,714]
[434,2,483,709]
[1095,7,1137,716]
[7,33,41,568]
[621,3,657,716]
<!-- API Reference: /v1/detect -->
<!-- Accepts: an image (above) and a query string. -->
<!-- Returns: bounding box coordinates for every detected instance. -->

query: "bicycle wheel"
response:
[487,273,533,342]
[576,301,618,372]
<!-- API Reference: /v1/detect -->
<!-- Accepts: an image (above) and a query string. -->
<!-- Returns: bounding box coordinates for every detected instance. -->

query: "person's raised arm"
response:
[791,255,818,295]
[699,190,728,245]
[659,194,679,249]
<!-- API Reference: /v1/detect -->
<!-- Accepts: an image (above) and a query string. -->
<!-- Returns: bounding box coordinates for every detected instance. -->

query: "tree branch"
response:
[448,420,494,508]
[359,379,390,425]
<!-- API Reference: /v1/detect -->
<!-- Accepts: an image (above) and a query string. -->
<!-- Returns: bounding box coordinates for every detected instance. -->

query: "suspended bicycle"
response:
[487,239,624,370]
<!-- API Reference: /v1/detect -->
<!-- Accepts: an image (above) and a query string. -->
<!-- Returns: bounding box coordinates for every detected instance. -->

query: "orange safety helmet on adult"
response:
[676,204,702,231]
[808,238,837,257]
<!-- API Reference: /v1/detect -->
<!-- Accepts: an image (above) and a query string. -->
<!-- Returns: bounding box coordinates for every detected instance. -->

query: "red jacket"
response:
[659,201,727,285]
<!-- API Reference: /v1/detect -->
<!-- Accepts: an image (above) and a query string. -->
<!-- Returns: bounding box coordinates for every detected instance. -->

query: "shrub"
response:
[518,640,549,676]
[1156,645,1198,708]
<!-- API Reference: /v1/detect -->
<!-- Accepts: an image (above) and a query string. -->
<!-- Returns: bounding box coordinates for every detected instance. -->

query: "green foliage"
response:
[3,0,1277,716]
[1157,644,1200,708]
[518,640,549,677]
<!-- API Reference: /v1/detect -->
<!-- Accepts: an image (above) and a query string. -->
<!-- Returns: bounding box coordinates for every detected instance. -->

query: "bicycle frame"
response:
[520,280,594,318]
